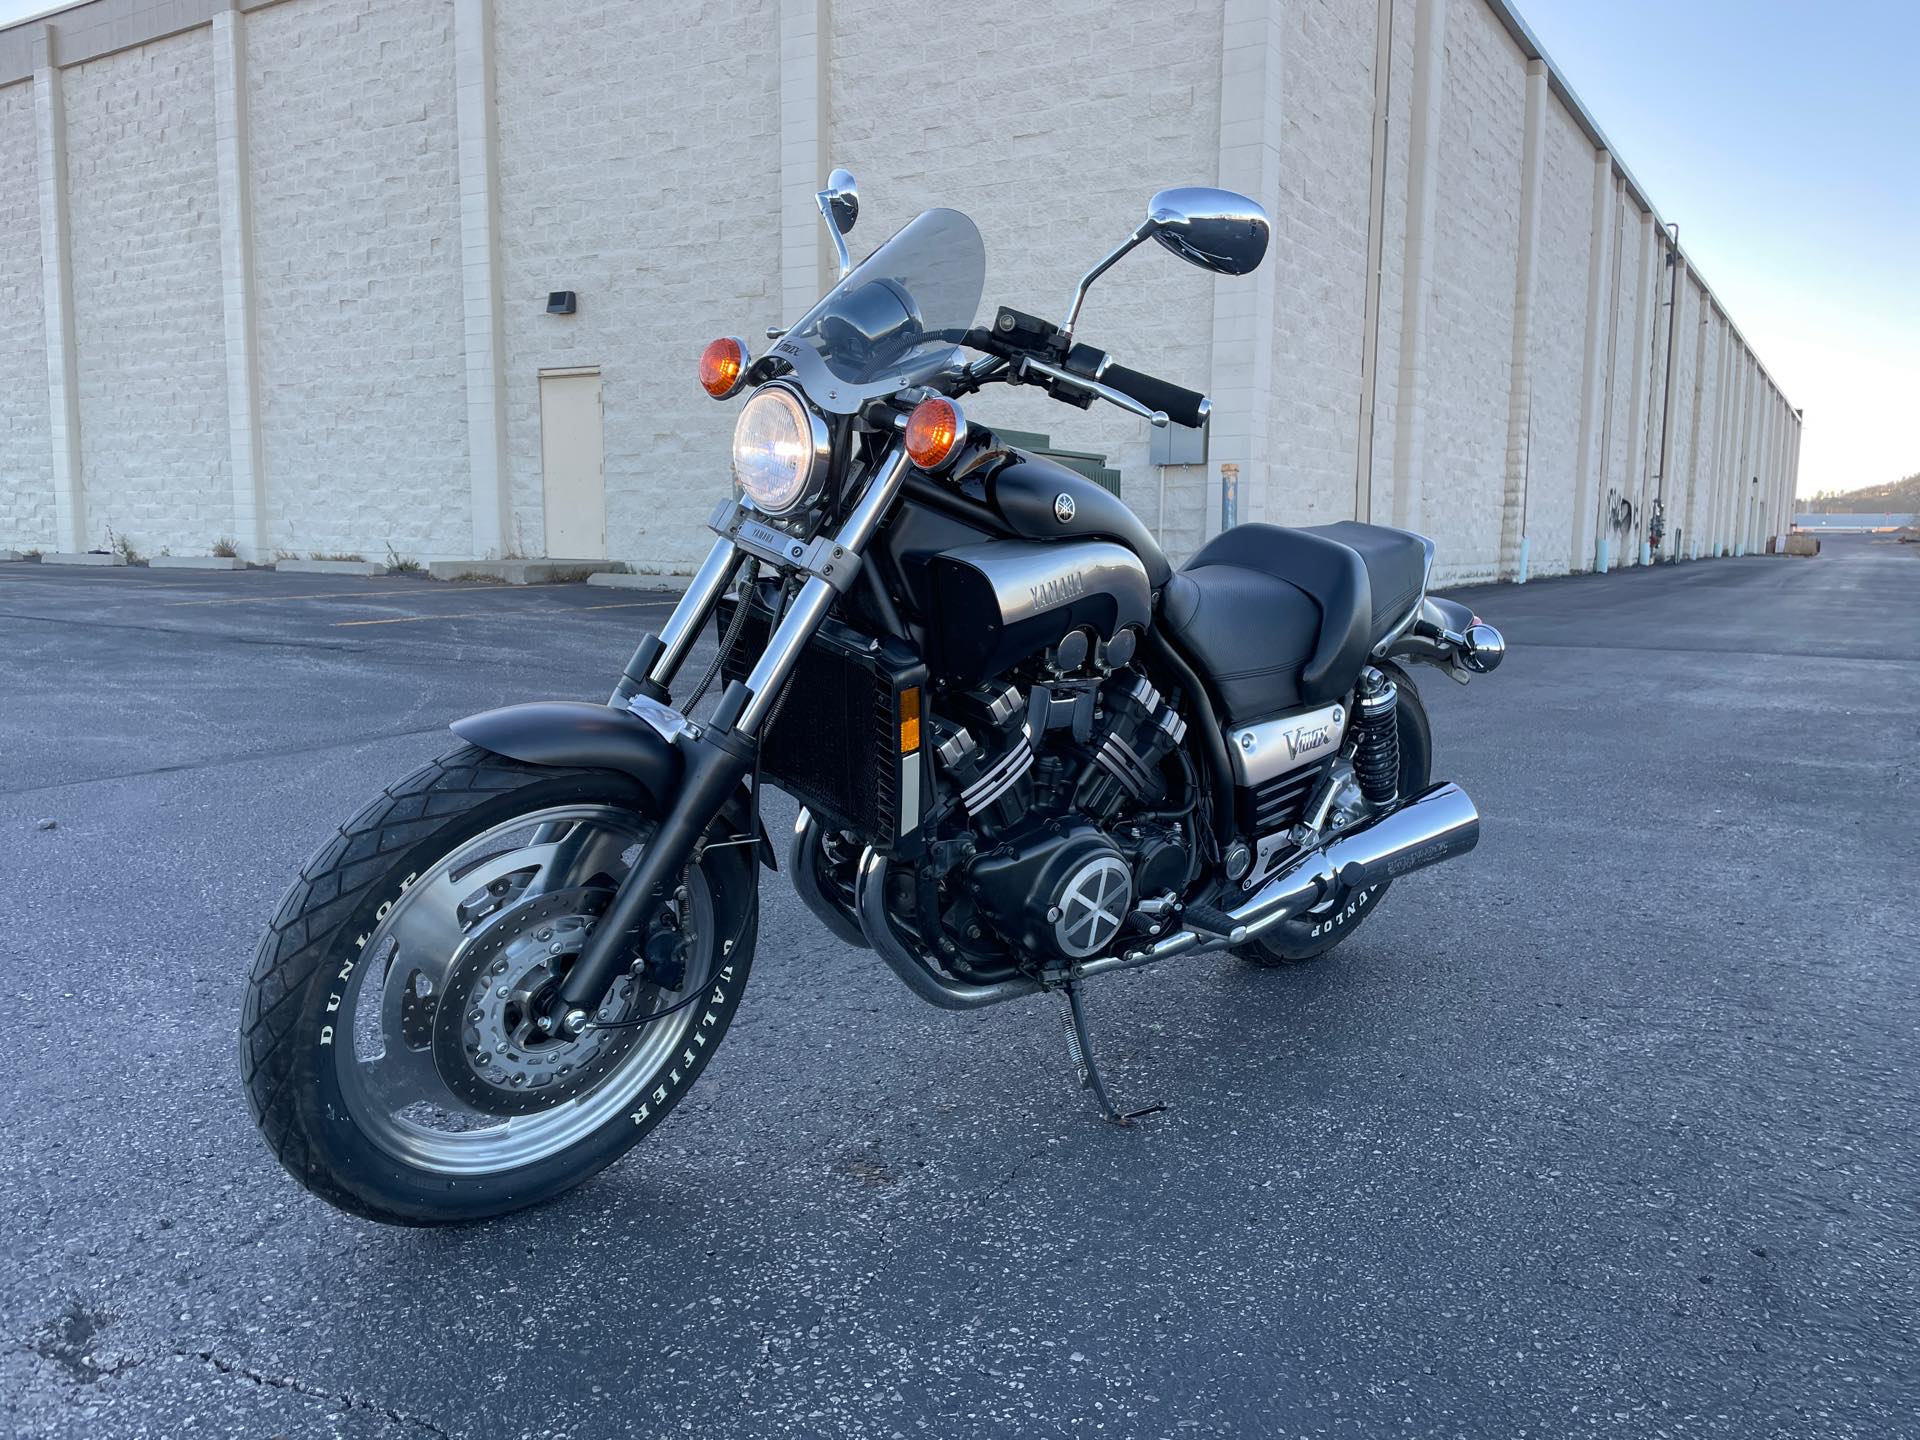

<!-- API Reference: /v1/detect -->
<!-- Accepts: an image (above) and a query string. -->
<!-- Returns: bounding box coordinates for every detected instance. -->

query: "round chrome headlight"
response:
[731,385,828,515]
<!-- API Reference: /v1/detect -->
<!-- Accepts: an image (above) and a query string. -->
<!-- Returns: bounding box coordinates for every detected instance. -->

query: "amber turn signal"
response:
[904,397,967,472]
[699,337,749,399]
[898,685,922,753]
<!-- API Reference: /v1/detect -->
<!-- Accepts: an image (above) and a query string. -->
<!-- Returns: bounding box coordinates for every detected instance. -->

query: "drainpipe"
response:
[1648,221,1683,564]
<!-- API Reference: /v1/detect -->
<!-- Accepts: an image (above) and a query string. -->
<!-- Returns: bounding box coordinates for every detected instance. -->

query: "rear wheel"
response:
[240,744,756,1225]
[1236,664,1430,966]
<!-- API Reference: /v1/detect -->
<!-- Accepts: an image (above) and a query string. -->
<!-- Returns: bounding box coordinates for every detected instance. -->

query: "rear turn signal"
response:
[699,337,750,399]
[904,397,967,472]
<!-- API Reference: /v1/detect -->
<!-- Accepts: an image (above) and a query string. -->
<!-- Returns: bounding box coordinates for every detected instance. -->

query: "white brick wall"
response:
[1265,0,1378,527]
[492,0,782,572]
[1361,0,1421,522]
[831,0,1223,559]
[1595,197,1647,566]
[1659,273,1703,556]
[1516,96,1595,576]
[247,0,468,562]
[64,29,229,556]
[0,0,1805,582]
[1421,0,1525,582]
[0,79,53,548]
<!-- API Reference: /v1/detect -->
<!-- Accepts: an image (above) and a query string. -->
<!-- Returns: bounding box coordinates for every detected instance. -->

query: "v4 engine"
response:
[925,670,1197,968]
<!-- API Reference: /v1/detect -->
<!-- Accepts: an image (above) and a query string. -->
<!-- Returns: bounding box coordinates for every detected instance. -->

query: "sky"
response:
[1517,0,1918,498]
[3,0,1911,498]
[0,0,55,27]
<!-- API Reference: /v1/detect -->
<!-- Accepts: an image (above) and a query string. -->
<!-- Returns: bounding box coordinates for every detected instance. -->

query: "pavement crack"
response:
[0,724,450,797]
[991,1146,1052,1198]
[0,608,359,652]
[182,1347,453,1438]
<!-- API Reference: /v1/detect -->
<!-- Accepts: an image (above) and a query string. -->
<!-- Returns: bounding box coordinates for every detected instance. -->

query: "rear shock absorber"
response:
[1352,667,1400,808]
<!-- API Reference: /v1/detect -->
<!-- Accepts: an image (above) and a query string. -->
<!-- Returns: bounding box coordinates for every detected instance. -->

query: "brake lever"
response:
[1017,355,1169,428]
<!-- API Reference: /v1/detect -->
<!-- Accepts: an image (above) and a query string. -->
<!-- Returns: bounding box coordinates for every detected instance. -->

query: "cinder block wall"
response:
[0,0,1805,580]
[64,26,229,556]
[248,0,469,563]
[494,0,782,573]
[0,80,53,548]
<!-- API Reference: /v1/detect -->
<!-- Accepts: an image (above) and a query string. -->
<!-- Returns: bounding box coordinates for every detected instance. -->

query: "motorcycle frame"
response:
[555,441,912,1017]
[556,422,1495,1024]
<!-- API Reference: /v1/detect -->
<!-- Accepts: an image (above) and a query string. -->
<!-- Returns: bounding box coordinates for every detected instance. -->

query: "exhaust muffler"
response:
[1246,779,1480,931]
[1103,781,1481,970]
[850,781,1481,1003]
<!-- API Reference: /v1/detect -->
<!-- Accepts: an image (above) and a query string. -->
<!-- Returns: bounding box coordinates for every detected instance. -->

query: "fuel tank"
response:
[929,539,1151,688]
[981,450,1172,589]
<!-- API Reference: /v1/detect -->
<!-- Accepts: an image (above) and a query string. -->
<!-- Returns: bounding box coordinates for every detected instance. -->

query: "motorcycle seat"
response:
[1158,522,1428,727]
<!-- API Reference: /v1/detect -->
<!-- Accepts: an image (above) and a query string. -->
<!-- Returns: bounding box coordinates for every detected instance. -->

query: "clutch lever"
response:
[1017,355,1169,428]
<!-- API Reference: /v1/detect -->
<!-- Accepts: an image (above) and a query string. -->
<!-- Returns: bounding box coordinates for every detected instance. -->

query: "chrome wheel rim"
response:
[333,804,714,1176]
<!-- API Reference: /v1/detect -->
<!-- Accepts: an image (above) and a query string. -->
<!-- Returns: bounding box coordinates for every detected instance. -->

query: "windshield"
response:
[772,208,985,413]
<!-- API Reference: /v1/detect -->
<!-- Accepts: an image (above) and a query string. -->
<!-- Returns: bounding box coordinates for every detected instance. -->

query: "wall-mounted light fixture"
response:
[546,291,577,316]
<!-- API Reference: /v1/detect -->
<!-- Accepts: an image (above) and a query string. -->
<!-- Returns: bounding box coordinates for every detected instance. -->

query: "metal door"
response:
[539,368,606,559]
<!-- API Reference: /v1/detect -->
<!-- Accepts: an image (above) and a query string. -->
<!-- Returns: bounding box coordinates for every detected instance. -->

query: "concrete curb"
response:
[427,558,621,585]
[151,555,247,570]
[586,571,690,593]
[44,552,127,566]
[274,558,386,576]
[0,549,34,562]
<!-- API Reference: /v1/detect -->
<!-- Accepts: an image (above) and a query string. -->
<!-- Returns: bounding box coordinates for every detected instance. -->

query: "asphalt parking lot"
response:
[2,536,1915,1439]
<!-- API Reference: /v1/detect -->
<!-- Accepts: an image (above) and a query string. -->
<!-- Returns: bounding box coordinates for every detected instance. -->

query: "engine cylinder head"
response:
[1073,670,1185,819]
[934,720,1032,836]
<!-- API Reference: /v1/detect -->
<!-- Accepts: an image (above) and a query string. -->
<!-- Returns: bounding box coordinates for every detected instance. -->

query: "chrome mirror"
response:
[823,168,859,233]
[1061,184,1270,342]
[817,169,859,279]
[1144,187,1269,276]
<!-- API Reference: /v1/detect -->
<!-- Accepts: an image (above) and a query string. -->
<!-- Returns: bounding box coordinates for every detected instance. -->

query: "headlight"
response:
[731,385,828,515]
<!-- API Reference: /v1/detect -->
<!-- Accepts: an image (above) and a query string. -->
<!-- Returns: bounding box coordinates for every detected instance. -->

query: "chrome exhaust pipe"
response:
[1110,781,1481,969]
[1249,779,1479,933]
[790,808,871,950]
[854,846,1043,1010]
[850,782,1480,1008]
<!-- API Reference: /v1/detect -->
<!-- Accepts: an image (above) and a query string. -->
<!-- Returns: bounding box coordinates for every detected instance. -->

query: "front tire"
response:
[239,744,756,1225]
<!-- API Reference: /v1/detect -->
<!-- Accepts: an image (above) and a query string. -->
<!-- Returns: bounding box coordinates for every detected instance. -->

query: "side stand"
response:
[1059,980,1165,1126]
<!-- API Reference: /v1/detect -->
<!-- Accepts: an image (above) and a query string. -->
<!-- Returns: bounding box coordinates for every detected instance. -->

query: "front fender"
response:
[450,701,775,869]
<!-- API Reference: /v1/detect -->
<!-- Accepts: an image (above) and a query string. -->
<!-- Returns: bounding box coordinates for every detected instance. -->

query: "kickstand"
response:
[1060,980,1166,1126]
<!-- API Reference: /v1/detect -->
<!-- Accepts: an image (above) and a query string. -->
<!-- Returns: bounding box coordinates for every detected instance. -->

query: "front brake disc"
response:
[429,887,646,1117]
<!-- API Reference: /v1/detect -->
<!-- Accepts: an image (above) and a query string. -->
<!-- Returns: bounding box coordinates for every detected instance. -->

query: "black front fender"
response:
[450,701,775,869]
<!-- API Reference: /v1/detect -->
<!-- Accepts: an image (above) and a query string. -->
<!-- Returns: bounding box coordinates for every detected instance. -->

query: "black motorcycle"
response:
[242,173,1505,1224]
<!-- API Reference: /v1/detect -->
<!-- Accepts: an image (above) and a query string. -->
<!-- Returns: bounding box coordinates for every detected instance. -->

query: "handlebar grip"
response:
[1099,364,1210,429]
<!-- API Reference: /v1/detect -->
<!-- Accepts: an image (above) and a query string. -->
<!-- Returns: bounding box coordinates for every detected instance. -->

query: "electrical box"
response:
[1150,420,1207,466]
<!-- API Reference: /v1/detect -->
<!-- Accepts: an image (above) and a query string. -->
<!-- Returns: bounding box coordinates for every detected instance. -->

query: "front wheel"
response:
[239,744,757,1225]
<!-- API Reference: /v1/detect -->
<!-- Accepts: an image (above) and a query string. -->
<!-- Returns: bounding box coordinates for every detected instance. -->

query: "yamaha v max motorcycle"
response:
[242,172,1505,1224]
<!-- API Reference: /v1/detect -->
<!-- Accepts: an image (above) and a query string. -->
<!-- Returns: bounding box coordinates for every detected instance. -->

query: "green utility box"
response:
[997,430,1122,499]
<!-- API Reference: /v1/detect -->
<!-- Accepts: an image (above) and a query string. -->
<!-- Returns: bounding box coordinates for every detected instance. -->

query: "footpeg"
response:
[1178,902,1246,943]
[1059,981,1165,1126]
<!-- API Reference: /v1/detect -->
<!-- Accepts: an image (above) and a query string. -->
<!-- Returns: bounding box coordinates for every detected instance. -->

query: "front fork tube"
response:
[609,534,742,705]
[562,444,911,1017]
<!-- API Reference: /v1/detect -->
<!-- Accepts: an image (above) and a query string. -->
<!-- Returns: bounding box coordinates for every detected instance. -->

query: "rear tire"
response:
[1236,663,1430,966]
[239,744,757,1225]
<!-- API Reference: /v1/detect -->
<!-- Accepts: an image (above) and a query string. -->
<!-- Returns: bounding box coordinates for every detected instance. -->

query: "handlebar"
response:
[1097,364,1209,430]
[956,320,1210,430]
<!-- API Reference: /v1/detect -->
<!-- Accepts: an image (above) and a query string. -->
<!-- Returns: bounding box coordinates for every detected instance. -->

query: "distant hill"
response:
[1803,472,1920,513]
